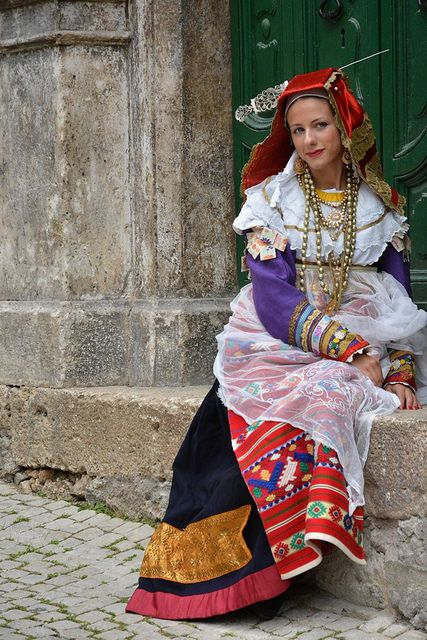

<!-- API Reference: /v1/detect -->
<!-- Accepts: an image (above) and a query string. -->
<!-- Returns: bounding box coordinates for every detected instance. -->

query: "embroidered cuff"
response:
[384,350,416,391]
[288,301,369,361]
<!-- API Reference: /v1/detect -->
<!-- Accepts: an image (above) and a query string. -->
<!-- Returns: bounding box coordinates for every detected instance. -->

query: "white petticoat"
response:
[214,268,427,514]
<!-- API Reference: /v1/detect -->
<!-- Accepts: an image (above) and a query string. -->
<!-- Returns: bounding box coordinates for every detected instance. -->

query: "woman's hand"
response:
[384,383,421,410]
[350,352,383,387]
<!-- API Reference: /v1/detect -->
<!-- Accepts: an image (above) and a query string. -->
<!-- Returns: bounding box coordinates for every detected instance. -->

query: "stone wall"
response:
[0,0,235,388]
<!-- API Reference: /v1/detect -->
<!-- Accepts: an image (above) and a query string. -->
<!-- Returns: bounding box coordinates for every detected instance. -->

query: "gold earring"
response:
[294,156,307,175]
[342,149,352,165]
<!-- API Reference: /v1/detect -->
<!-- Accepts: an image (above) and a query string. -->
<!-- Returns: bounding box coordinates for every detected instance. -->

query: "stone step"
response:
[1,384,424,517]
[0,384,209,520]
[0,384,426,628]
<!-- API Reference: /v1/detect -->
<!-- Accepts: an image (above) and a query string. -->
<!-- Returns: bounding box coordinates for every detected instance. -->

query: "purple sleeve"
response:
[246,241,370,361]
[377,243,416,389]
[377,243,412,297]
[246,244,304,343]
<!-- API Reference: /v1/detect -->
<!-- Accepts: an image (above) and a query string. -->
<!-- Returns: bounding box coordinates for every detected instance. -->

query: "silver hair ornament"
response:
[234,49,390,123]
[235,81,288,122]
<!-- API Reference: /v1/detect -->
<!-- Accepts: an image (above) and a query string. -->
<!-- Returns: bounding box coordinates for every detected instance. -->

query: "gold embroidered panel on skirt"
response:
[140,505,252,583]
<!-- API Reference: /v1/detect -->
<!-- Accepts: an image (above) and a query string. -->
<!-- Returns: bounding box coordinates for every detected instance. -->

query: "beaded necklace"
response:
[297,163,359,315]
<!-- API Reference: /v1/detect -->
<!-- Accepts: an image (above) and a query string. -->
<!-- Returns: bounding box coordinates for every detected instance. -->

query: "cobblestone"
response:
[386,625,420,638]
[0,481,425,639]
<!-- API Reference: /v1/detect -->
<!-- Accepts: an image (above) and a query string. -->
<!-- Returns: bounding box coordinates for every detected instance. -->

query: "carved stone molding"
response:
[0,30,130,53]
[0,0,129,51]
[0,0,125,9]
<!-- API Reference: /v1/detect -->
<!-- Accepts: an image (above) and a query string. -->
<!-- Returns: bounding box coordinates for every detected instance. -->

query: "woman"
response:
[126,68,427,620]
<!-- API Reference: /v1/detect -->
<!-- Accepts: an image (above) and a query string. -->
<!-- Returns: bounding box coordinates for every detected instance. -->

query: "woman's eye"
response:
[316,121,328,128]
[292,127,304,135]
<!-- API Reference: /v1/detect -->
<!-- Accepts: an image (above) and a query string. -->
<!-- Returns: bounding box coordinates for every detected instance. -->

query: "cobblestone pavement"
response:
[0,482,425,640]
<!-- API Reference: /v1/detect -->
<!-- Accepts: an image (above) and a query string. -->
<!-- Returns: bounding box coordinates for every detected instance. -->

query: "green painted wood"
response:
[231,0,297,286]
[380,0,427,308]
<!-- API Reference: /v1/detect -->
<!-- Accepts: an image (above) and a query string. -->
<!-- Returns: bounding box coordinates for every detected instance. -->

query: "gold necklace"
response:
[297,164,358,315]
[315,189,348,241]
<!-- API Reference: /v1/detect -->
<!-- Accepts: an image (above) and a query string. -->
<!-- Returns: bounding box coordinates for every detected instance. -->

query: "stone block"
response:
[0,303,65,387]
[180,0,235,299]
[58,45,131,299]
[130,300,230,386]
[86,474,171,522]
[64,305,130,387]
[0,386,19,479]
[364,410,427,519]
[314,515,427,628]
[387,561,427,630]
[0,302,130,387]
[0,385,12,431]
[309,413,427,628]
[58,1,127,33]
[0,34,131,302]
[0,1,128,44]
[9,385,208,481]
[130,0,235,300]
[0,299,229,387]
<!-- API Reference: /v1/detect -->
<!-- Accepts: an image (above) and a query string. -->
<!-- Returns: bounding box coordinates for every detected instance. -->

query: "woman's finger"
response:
[384,383,422,410]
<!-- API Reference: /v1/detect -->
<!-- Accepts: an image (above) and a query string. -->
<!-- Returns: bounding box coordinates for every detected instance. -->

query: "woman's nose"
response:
[304,129,316,145]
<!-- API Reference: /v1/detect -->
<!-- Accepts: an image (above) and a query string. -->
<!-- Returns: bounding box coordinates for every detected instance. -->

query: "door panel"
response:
[381,1,427,306]
[232,0,297,285]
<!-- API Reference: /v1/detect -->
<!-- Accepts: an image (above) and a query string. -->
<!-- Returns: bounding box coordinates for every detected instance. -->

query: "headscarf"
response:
[240,68,405,215]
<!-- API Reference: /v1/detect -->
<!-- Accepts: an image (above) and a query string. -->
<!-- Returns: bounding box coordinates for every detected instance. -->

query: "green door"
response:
[380,1,427,306]
[231,0,427,305]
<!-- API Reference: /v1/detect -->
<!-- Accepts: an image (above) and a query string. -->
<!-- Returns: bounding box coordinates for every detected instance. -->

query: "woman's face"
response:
[287,97,344,178]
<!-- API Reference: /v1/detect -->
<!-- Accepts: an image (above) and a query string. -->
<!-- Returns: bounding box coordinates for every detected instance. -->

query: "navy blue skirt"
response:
[126,382,289,619]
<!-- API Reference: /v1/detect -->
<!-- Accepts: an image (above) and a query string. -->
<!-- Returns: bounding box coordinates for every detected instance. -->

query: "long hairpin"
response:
[235,49,390,123]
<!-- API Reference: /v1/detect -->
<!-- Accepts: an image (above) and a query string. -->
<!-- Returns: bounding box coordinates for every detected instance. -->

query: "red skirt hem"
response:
[126,565,291,620]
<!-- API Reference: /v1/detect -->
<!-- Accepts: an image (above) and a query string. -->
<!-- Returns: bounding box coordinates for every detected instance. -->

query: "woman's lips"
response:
[306,149,324,158]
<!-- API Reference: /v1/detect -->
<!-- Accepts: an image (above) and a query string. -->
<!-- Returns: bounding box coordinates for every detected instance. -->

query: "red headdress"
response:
[240,68,405,214]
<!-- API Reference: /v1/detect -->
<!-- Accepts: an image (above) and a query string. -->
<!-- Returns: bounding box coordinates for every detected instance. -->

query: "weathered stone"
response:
[388,562,427,631]
[129,301,230,386]
[13,470,30,485]
[0,385,12,426]
[0,0,234,389]
[35,469,56,483]
[0,387,18,478]
[0,300,231,387]
[314,515,427,628]
[314,553,387,611]
[0,304,66,387]
[86,474,171,522]
[64,306,130,387]
[24,468,56,484]
[364,410,427,519]
[9,385,208,480]
[0,46,131,301]
[29,477,43,491]
[70,474,91,498]
[19,480,32,494]
[0,1,128,41]
[129,0,234,300]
